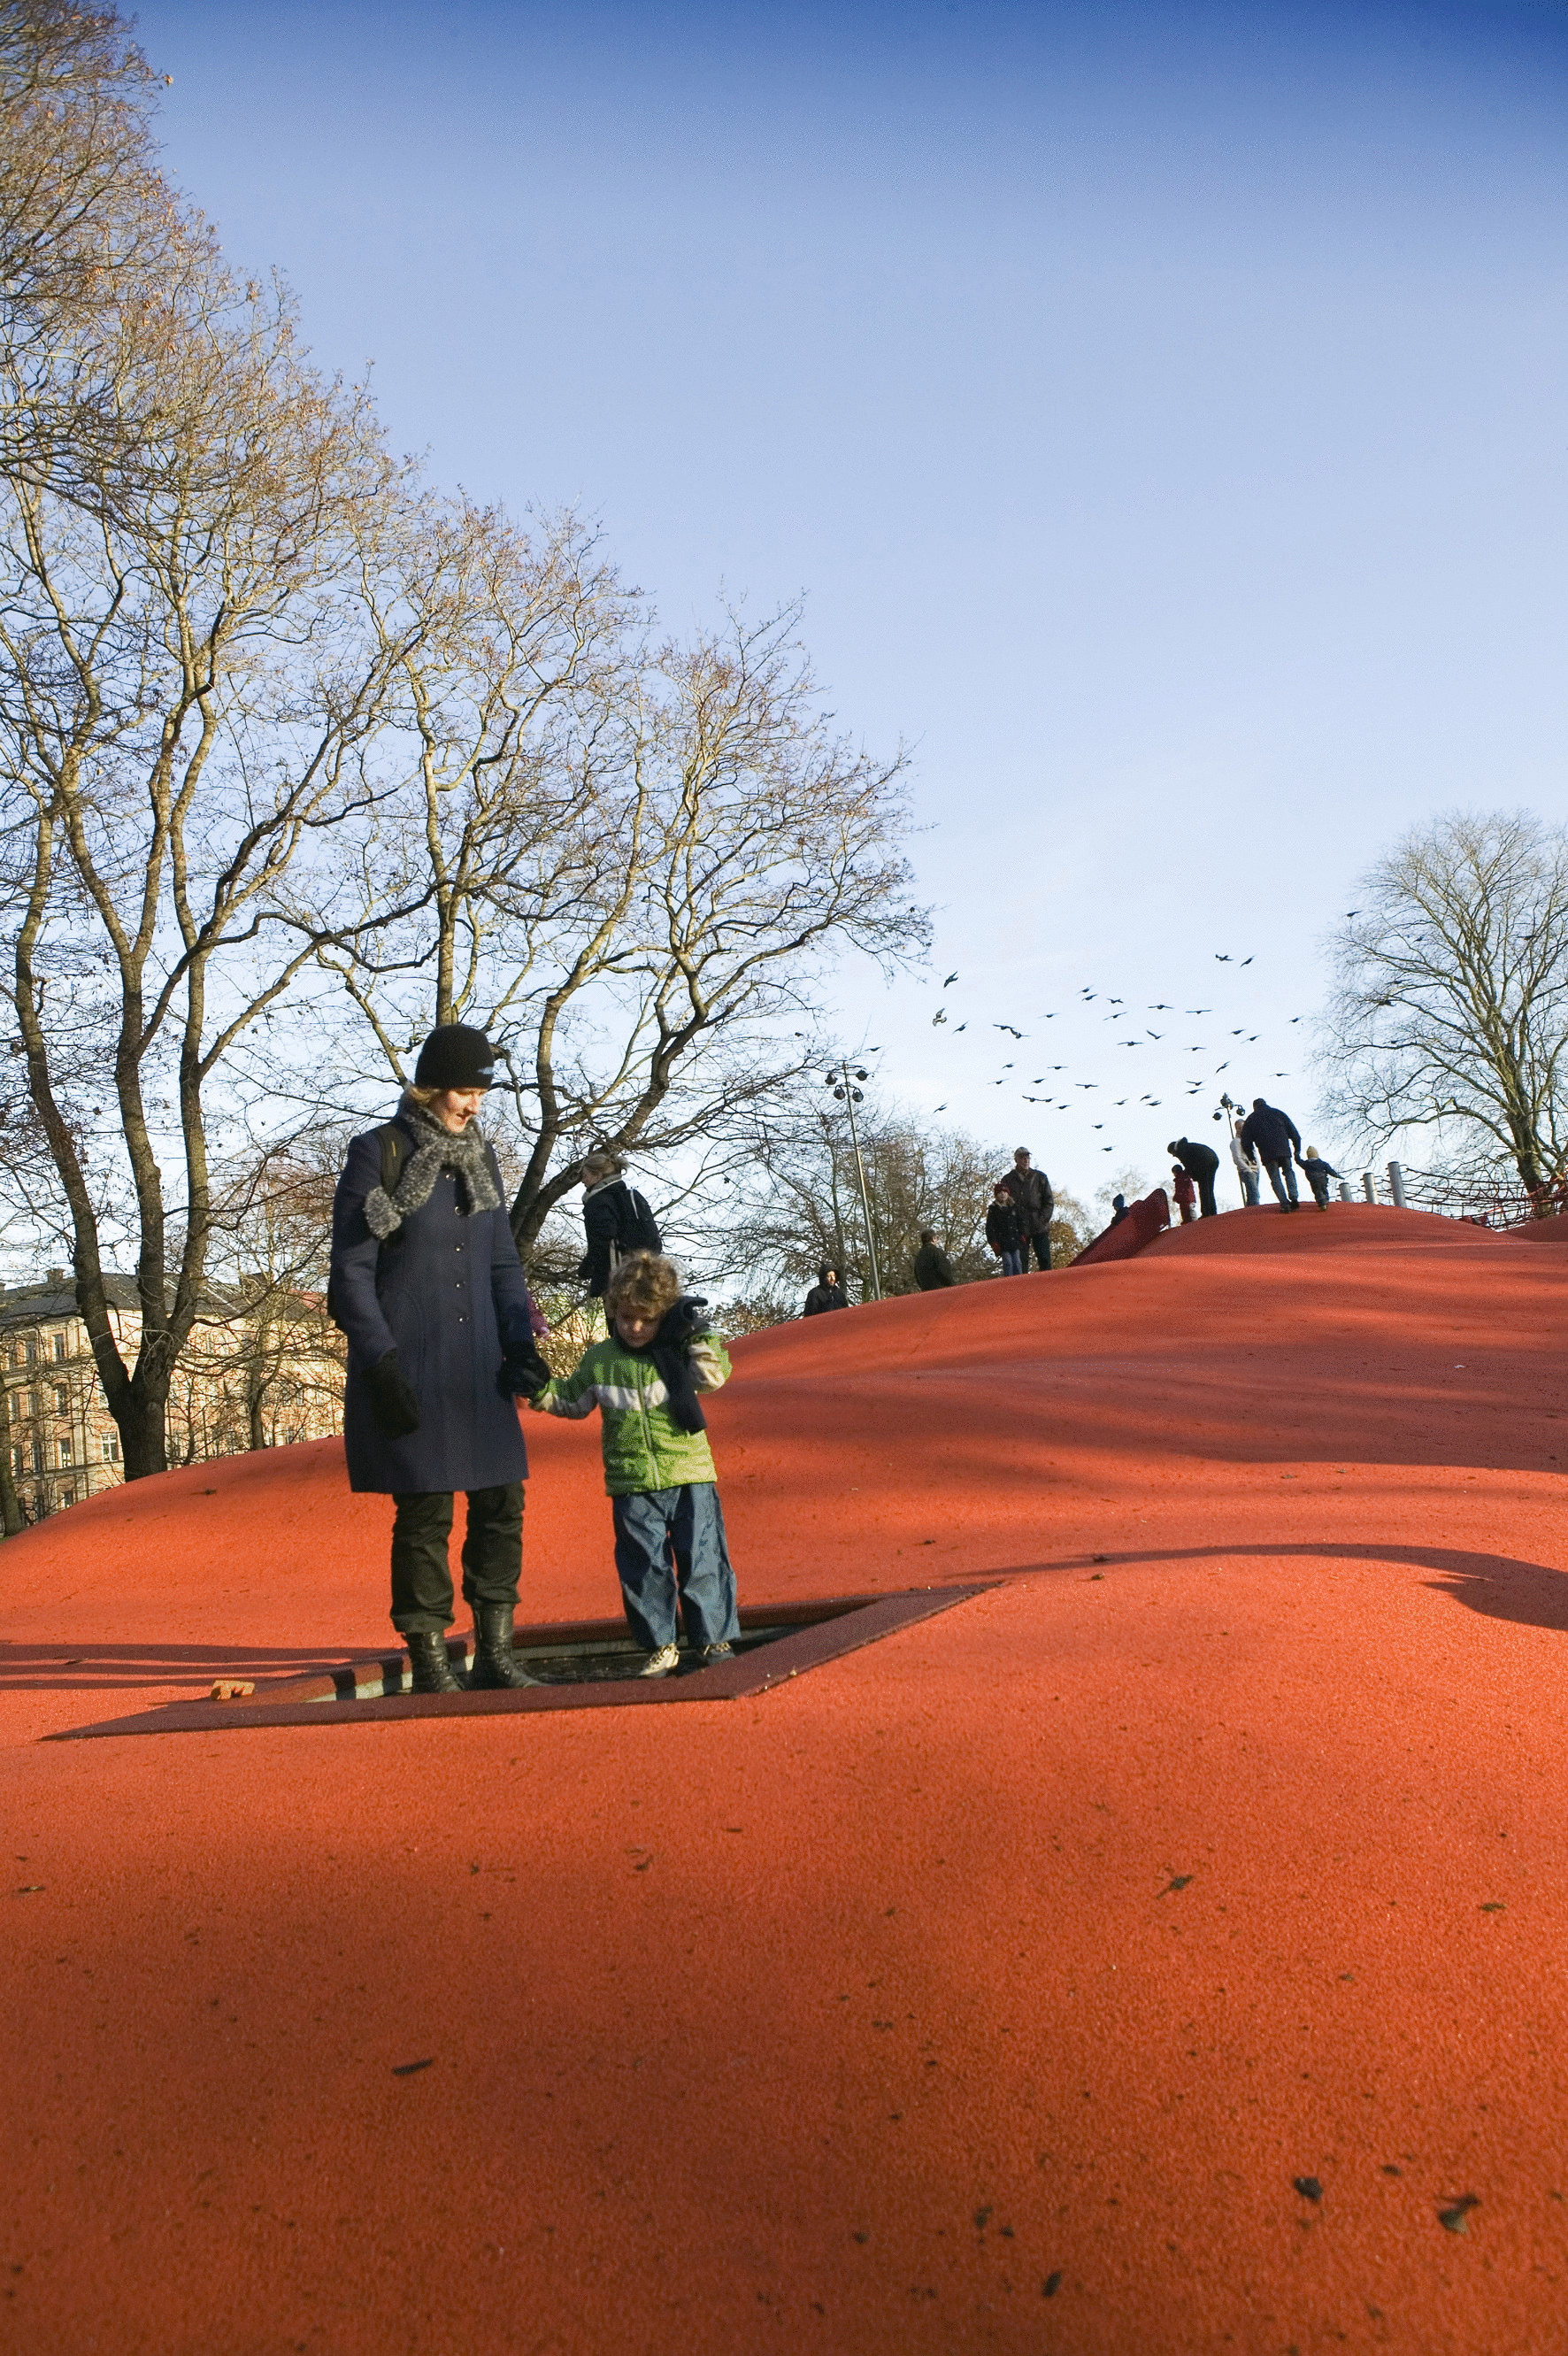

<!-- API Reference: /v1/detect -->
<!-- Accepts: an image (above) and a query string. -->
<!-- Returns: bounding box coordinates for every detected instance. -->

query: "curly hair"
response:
[605,1251,681,1320]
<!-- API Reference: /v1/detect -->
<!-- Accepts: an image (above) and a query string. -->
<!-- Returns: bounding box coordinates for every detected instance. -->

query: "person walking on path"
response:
[527,1252,740,1677]
[329,1024,551,1694]
[1300,1145,1342,1210]
[1240,1097,1303,1211]
[576,1150,664,1300]
[1166,1135,1220,1219]
[913,1229,957,1290]
[1230,1124,1262,1205]
[1001,1147,1054,1270]
[803,1265,849,1315]
[1172,1163,1197,1224]
[986,1183,1024,1275]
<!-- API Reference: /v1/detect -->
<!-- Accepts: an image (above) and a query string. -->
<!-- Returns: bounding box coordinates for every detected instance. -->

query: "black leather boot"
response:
[405,1629,463,1694]
[468,1603,542,1690]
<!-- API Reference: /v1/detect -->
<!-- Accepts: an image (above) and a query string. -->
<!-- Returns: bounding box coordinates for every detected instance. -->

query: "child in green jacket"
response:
[526,1251,740,1677]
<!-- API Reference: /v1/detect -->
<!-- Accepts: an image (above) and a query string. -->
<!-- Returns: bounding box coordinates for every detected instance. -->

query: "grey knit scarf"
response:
[363,1100,501,1239]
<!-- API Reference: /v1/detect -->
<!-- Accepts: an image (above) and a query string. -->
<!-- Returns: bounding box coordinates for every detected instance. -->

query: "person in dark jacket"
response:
[1001,1147,1054,1270]
[1239,1098,1303,1210]
[576,1150,663,1298]
[1166,1136,1220,1219]
[329,1024,550,1694]
[985,1184,1023,1275]
[803,1265,849,1316]
[1300,1145,1341,1210]
[913,1229,957,1290]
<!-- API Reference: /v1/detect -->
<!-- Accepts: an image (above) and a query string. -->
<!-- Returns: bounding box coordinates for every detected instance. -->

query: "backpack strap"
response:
[379,1124,410,1194]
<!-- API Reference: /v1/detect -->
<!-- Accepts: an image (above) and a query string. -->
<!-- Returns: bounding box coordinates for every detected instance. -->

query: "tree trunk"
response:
[117,1375,169,1482]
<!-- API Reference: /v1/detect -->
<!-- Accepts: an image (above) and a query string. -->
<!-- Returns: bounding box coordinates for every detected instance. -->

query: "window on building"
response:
[101,1432,120,1464]
[54,1382,69,1413]
[52,1333,65,1362]
[58,1437,73,1467]
[25,1337,36,1365]
[59,1485,74,1506]
[11,1445,21,1480]
[26,1389,38,1418]
[30,1437,42,1474]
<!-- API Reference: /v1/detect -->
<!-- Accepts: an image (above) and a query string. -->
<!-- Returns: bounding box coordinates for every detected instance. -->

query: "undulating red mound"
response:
[3,1201,1566,2354]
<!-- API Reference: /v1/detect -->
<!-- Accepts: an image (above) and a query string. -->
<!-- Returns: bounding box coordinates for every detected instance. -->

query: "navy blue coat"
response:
[331,1116,534,1495]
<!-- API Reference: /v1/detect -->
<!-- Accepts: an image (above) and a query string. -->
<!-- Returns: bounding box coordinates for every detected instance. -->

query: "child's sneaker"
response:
[700,1641,734,1663]
[638,1644,680,1678]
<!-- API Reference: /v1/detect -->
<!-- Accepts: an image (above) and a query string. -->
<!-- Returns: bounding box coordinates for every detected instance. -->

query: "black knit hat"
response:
[413,1023,496,1091]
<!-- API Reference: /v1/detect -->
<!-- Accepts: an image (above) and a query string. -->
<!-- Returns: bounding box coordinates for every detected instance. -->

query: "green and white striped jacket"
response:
[530,1330,731,1496]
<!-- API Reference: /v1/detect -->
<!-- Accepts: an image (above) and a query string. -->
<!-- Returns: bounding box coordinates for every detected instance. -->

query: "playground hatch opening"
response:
[54,1585,997,1740]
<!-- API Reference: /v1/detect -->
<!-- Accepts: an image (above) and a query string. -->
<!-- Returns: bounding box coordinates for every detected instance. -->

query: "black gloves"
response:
[364,1350,421,1438]
[655,1294,711,1350]
[496,1339,552,1401]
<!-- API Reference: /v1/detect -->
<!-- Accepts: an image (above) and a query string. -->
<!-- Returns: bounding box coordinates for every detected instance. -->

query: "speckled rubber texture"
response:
[3,1203,1567,2355]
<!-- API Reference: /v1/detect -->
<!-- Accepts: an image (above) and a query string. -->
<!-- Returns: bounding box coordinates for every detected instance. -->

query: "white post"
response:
[1362,1171,1376,1203]
[1387,1160,1405,1209]
[1338,1182,1353,1202]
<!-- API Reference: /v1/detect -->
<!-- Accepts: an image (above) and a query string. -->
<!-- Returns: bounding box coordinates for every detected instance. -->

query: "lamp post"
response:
[826,1063,882,1301]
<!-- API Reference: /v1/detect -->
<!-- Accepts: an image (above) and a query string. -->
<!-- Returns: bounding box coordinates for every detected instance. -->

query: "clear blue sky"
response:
[135,0,1568,1202]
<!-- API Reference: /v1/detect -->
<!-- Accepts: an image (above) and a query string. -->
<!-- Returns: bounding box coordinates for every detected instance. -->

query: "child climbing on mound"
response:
[524,1252,740,1677]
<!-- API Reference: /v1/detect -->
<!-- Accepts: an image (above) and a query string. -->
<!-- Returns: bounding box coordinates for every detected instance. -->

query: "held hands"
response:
[496,1339,552,1403]
[364,1350,421,1438]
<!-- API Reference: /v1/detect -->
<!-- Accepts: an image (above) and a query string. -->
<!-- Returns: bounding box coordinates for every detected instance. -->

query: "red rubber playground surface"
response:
[4,1203,1567,2355]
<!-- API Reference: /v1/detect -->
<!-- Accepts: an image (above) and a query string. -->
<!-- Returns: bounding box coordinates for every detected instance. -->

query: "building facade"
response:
[0,1273,344,1523]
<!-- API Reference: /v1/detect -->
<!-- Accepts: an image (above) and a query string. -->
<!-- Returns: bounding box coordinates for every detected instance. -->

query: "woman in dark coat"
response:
[330,1024,550,1693]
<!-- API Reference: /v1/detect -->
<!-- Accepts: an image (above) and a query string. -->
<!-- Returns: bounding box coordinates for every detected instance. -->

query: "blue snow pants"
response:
[610,1482,741,1652]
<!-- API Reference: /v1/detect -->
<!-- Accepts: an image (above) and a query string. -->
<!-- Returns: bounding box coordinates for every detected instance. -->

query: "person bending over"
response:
[526,1252,739,1679]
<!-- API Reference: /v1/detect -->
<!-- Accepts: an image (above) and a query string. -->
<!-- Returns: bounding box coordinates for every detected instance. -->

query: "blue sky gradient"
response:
[134,0,1568,1200]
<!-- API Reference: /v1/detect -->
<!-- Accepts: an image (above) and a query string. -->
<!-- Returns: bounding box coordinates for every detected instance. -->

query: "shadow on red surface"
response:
[1023,1539,1568,1633]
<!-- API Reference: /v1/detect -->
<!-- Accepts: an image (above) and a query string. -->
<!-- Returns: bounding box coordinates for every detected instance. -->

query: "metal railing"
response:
[1341,1160,1551,1229]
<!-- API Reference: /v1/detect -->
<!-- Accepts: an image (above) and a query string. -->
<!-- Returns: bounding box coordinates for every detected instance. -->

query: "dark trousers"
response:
[610,1483,739,1652]
[1024,1229,1052,1270]
[1197,1174,1218,1218]
[1263,1158,1298,1208]
[389,1483,523,1635]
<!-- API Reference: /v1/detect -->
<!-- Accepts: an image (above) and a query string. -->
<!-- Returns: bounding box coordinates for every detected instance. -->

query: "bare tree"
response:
[0,219,416,1474]
[0,2,189,507]
[308,590,928,1263]
[723,1090,1012,1302]
[1317,810,1568,1201]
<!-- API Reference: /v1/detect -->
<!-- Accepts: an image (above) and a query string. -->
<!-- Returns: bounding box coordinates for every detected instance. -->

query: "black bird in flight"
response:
[1240,956,1253,966]
[943,970,959,986]
[1215,952,1232,962]
[994,1023,1023,1038]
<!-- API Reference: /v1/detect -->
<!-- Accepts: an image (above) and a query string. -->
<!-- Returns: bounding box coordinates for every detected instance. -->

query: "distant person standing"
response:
[577,1151,664,1298]
[1239,1097,1303,1211]
[1172,1163,1197,1224]
[1109,1192,1130,1228]
[986,1183,1024,1275]
[803,1265,849,1315]
[1300,1145,1341,1211]
[1166,1135,1220,1219]
[912,1229,957,1290]
[1230,1122,1262,1205]
[1001,1147,1054,1271]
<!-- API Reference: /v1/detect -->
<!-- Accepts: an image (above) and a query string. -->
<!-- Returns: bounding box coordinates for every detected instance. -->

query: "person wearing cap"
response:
[1000,1147,1054,1270]
[328,1023,550,1694]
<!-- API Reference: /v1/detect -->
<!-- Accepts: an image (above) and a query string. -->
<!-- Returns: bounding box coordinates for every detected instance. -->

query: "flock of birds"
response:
[920,951,1317,1153]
